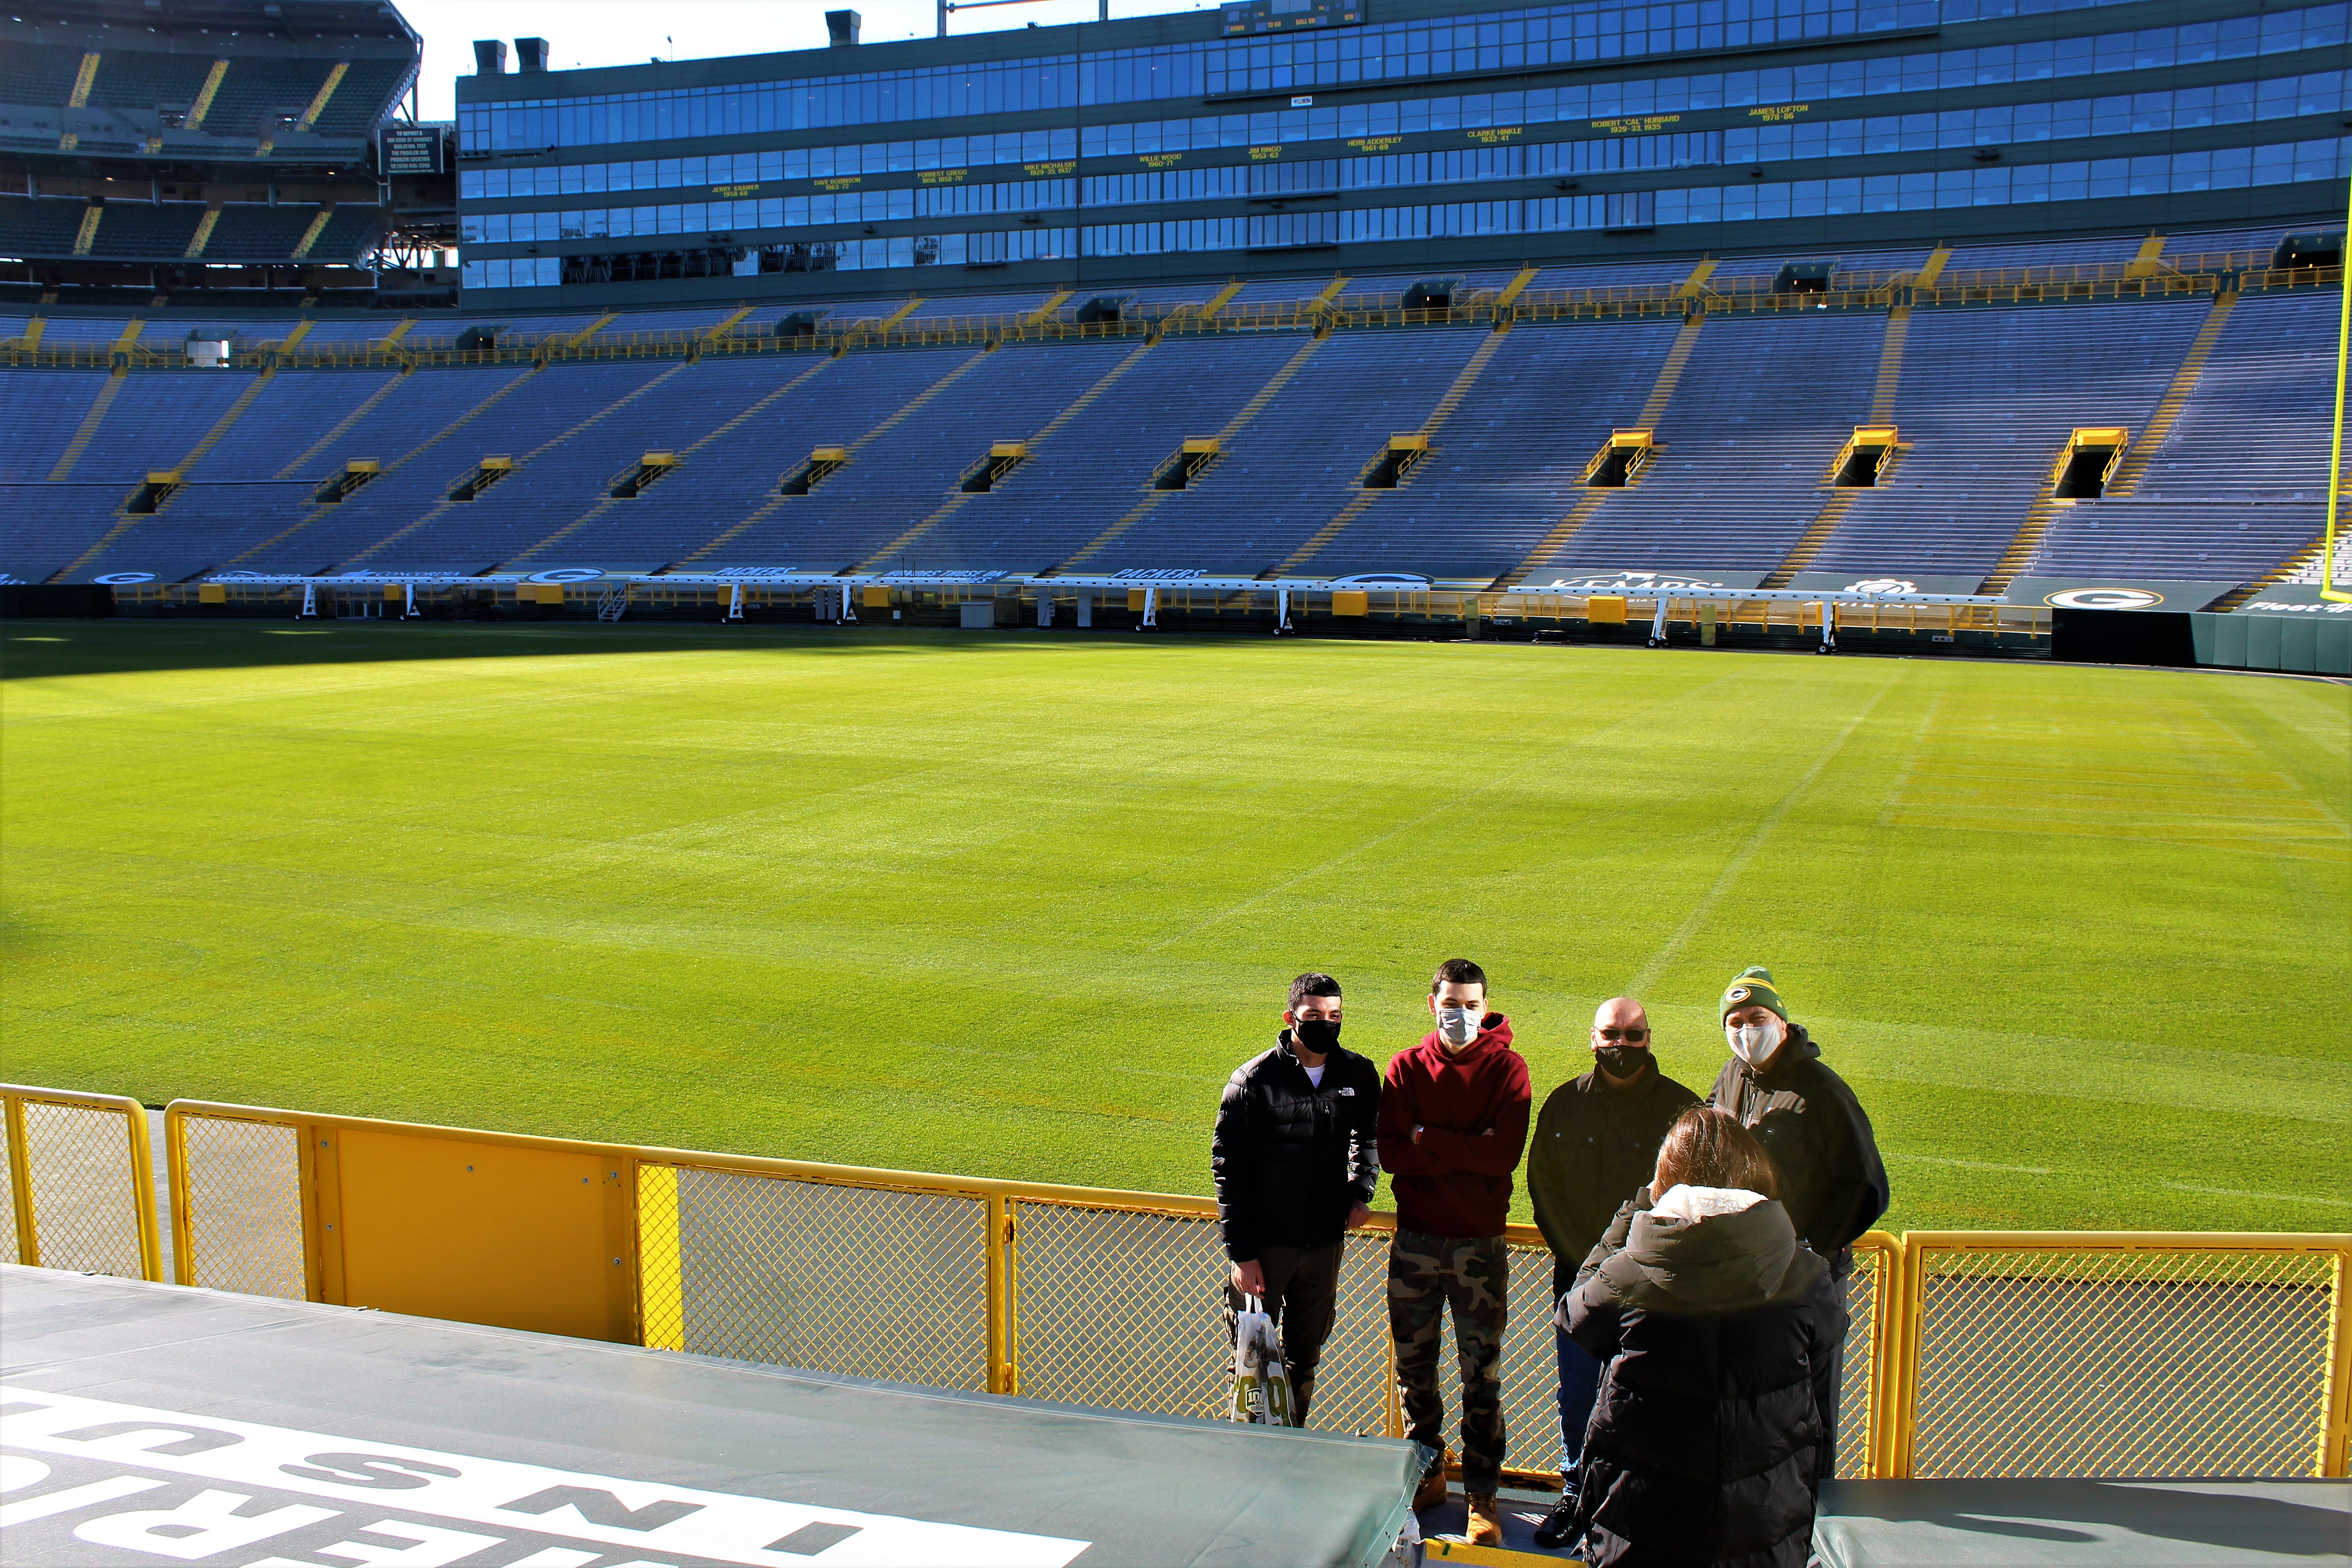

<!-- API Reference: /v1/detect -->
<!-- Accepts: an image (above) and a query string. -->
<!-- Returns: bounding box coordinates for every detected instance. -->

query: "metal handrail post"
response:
[2324,1246,2351,1476]
[986,1191,1016,1395]
[4,1094,34,1266]
[125,1101,162,1282]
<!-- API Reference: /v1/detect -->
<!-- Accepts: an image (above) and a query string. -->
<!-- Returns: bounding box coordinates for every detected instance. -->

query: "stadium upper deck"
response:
[450,0,2347,305]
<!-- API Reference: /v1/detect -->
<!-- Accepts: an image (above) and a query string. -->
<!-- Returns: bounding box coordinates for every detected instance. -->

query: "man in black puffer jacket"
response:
[1563,1108,1847,1568]
[1211,971,1382,1424]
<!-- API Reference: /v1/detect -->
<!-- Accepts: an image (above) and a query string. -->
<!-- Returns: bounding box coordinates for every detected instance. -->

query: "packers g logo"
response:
[1728,986,1751,1003]
[2047,587,2163,610]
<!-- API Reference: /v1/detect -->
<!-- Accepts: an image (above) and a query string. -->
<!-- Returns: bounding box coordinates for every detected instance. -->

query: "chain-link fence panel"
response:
[1309,1229,1399,1436]
[1002,1205,1404,1437]
[1409,1238,1559,1484]
[660,1166,990,1391]
[1009,1200,1232,1419]
[1909,1245,2340,1478]
[20,1099,147,1278]
[1840,1241,1890,1479]
[178,1114,306,1298]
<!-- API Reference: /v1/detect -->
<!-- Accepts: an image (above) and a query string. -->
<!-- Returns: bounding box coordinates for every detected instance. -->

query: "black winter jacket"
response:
[1709,1024,1889,1277]
[1528,1060,1699,1298]
[1563,1189,1847,1568]
[1211,1031,1381,1262]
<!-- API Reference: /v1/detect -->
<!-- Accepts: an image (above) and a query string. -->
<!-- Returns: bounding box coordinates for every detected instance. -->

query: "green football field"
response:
[4,620,2346,1235]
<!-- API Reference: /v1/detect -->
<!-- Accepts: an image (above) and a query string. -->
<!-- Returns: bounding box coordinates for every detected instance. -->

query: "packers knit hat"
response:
[1721,966,1787,1021]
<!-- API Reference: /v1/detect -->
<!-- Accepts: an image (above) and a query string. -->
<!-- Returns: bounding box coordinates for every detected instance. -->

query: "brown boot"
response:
[1465,1492,1503,1547]
[1413,1457,1450,1512]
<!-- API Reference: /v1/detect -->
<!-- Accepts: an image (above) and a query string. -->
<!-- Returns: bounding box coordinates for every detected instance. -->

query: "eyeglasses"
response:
[1595,1027,1649,1042]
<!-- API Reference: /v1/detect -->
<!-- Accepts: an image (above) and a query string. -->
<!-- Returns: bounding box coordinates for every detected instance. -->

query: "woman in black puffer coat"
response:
[1560,1107,1847,1568]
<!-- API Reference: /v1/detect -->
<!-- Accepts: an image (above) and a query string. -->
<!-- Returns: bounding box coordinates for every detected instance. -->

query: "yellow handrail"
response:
[1,1081,162,1281]
[0,1088,2298,1481]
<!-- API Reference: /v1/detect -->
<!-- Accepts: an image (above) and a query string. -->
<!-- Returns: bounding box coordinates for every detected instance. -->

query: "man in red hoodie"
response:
[1378,958,1533,1547]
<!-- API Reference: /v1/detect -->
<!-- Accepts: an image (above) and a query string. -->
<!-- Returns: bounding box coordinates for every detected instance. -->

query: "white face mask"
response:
[1436,1005,1483,1048]
[1727,1017,1784,1065]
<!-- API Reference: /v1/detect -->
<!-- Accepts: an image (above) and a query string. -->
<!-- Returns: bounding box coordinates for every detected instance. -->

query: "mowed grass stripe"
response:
[4,623,2344,1232]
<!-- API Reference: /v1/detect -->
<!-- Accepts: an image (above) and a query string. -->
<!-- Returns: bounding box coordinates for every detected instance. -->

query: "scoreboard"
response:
[1221,0,1362,35]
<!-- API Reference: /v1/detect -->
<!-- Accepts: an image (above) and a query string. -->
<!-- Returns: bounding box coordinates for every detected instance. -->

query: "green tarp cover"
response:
[0,1266,1418,1568]
[1816,1478,2352,1567]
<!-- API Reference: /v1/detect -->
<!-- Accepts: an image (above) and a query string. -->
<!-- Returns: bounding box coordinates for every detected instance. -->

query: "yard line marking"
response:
[1885,1152,2052,1175]
[1628,670,1902,997]
[2166,1182,2352,1209]
[1141,665,1756,954]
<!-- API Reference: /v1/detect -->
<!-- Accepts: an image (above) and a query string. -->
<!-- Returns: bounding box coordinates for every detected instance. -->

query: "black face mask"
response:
[1294,1019,1342,1054]
[1594,1045,1649,1078]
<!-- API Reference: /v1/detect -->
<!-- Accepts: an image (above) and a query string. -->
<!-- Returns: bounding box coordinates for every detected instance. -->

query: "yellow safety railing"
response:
[1887,1231,2352,1481]
[0,1091,2310,1483]
[5,263,2333,375]
[1,1083,162,1281]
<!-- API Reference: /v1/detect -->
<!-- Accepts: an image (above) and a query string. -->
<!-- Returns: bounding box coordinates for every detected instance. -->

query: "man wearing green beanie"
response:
[1711,965,1888,1481]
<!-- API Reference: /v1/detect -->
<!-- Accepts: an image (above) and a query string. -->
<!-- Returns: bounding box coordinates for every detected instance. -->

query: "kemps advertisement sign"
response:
[1516,569,1767,593]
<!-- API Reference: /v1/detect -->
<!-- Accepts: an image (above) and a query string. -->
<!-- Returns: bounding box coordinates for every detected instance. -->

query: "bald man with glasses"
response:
[1525,996,1699,1549]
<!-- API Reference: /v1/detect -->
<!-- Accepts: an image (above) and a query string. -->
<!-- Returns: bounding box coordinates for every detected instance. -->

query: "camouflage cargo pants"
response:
[1388,1230,1509,1493]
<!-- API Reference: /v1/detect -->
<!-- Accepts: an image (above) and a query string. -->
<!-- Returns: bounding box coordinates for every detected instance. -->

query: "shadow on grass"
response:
[0,619,1256,681]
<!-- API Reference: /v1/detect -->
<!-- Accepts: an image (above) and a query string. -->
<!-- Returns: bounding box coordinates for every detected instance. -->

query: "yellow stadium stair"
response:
[706,306,754,340]
[225,365,550,567]
[857,337,1162,569]
[1025,291,1073,326]
[676,343,1000,566]
[1671,258,1717,299]
[295,61,347,132]
[1266,323,1515,577]
[48,366,282,581]
[1761,493,1859,593]
[1198,279,1247,319]
[340,362,695,568]
[59,51,97,152]
[19,317,44,348]
[1975,477,2068,597]
[2123,234,2168,279]
[2102,289,2236,498]
[71,204,103,255]
[1494,311,1707,588]
[184,204,220,258]
[271,367,409,481]
[1911,245,1953,288]
[510,357,836,564]
[1759,306,1912,588]
[45,369,126,482]
[1048,332,1328,576]
[290,208,333,260]
[1978,288,2237,597]
[2201,536,2335,614]
[569,313,618,348]
[186,59,228,130]
[1493,265,1541,306]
